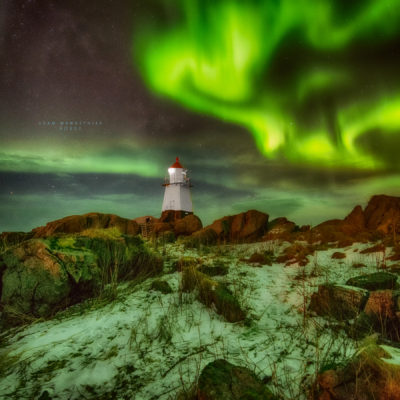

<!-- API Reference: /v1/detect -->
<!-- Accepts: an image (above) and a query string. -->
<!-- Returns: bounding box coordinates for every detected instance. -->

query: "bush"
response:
[181,267,245,322]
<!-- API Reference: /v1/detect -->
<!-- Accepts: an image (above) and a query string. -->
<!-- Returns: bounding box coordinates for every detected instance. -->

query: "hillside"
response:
[1,195,400,399]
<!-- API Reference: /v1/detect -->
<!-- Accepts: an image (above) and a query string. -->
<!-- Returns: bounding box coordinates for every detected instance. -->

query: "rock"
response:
[246,251,275,266]
[153,222,173,235]
[1,240,72,320]
[152,213,202,237]
[263,217,296,240]
[32,212,140,237]
[197,359,277,400]
[133,216,157,225]
[346,272,397,291]
[317,369,347,390]
[364,290,397,319]
[160,210,193,223]
[359,243,386,254]
[342,205,366,234]
[309,284,369,320]
[364,194,400,234]
[331,252,346,259]
[315,341,400,400]
[276,242,313,266]
[206,210,269,243]
[0,234,162,327]
[173,214,202,236]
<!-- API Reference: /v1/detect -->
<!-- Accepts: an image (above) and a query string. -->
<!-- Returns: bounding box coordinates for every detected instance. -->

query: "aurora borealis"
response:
[1,0,400,231]
[134,0,400,168]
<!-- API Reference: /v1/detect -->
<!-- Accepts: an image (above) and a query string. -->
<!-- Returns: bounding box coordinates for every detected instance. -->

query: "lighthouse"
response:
[162,157,193,215]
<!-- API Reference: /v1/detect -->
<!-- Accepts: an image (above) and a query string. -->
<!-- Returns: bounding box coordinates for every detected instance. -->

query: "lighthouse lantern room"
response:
[162,157,193,214]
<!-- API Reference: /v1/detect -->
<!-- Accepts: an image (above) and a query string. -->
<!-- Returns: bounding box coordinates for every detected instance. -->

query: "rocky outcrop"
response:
[152,213,202,237]
[263,217,297,240]
[364,194,400,234]
[209,210,269,242]
[309,284,369,320]
[311,272,400,341]
[364,290,397,320]
[314,341,400,400]
[0,234,162,327]
[187,210,268,245]
[32,213,140,237]
[311,195,400,244]
[197,359,278,400]
[1,240,73,320]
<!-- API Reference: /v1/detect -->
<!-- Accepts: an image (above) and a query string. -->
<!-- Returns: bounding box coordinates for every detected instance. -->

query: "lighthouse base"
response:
[160,210,193,223]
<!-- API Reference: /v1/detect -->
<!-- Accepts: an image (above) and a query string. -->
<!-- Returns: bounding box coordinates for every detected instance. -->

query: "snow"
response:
[380,345,400,366]
[0,240,398,399]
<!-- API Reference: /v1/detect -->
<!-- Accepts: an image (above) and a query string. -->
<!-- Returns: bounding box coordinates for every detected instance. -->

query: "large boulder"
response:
[32,213,140,237]
[364,194,400,234]
[345,272,398,291]
[311,195,400,244]
[314,341,400,400]
[152,214,202,237]
[205,210,269,243]
[309,284,369,320]
[197,359,278,400]
[0,240,73,320]
[364,290,398,320]
[263,217,297,240]
[174,214,202,236]
[0,234,162,327]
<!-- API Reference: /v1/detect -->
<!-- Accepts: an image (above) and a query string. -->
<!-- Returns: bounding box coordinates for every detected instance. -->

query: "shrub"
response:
[181,267,245,322]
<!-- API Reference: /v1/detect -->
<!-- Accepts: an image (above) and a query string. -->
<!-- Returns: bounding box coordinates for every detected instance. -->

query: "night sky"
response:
[1,0,400,232]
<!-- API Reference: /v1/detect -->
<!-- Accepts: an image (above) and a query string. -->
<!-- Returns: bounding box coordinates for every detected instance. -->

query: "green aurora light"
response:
[133,0,400,169]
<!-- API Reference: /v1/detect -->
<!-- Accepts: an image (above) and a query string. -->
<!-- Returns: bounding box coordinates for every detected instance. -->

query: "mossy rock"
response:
[197,359,278,400]
[150,280,173,294]
[346,272,398,291]
[0,233,162,327]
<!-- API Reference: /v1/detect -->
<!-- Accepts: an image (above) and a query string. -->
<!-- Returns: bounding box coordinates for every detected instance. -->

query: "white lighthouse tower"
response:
[162,157,193,215]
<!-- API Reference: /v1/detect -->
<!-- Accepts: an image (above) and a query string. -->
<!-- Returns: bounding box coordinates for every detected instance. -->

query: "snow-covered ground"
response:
[0,240,396,399]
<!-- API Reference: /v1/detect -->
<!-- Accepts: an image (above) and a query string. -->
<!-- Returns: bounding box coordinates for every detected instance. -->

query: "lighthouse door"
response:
[169,200,175,209]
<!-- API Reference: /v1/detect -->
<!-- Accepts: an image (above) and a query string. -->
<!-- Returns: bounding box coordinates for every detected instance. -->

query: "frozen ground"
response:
[0,240,396,399]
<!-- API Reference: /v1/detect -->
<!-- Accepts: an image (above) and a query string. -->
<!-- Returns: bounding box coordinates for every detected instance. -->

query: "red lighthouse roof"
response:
[170,156,183,168]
